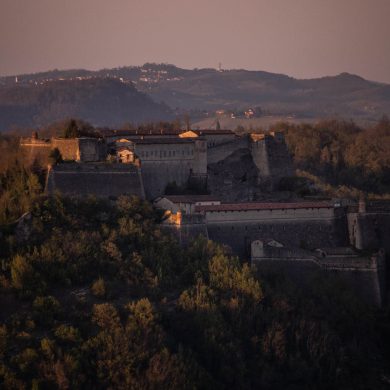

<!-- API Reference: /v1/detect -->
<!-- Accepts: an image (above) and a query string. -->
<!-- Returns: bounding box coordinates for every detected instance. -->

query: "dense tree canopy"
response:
[0,195,389,389]
[275,117,390,195]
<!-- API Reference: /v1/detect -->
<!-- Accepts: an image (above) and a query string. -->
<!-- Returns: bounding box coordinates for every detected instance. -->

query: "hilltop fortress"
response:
[20,128,389,306]
[21,128,293,199]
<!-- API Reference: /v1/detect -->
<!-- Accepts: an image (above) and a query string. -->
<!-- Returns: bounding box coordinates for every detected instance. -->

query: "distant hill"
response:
[1,64,390,130]
[0,77,172,131]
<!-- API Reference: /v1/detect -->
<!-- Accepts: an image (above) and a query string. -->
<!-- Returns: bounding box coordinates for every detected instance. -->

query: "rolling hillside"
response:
[1,63,389,130]
[0,77,172,131]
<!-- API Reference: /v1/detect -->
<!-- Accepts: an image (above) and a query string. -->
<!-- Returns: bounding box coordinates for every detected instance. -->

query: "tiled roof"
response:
[101,129,183,136]
[132,138,199,145]
[164,195,221,204]
[195,202,333,212]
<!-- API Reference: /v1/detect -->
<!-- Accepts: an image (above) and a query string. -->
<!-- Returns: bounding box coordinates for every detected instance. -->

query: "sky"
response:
[1,0,390,82]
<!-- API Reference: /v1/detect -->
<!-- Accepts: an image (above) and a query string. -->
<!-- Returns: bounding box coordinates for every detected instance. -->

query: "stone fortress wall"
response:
[132,138,207,199]
[51,138,106,162]
[21,135,106,163]
[250,132,294,188]
[347,200,390,254]
[156,195,388,306]
[46,163,145,199]
[195,203,348,257]
[19,136,51,165]
[251,240,386,306]
[207,136,250,164]
[21,128,294,200]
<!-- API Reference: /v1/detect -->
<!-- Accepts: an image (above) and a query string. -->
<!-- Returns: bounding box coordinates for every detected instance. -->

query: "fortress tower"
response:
[250,131,294,189]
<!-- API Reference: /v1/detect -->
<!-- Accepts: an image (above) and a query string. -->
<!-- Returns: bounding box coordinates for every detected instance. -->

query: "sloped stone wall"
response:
[46,163,145,199]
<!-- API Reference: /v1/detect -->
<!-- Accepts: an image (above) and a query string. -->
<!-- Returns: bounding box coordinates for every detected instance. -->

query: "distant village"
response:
[20,126,390,306]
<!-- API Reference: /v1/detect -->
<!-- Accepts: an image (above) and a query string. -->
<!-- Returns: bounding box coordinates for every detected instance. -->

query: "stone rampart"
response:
[252,248,386,306]
[207,137,249,164]
[348,212,390,253]
[250,133,293,188]
[207,219,347,258]
[135,139,208,199]
[141,161,194,199]
[51,138,79,161]
[46,163,145,199]
[253,257,384,306]
[20,138,51,164]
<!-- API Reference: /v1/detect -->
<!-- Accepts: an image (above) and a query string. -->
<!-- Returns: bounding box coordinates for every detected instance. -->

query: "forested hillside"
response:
[279,117,390,195]
[1,195,390,389]
[0,78,172,131]
[1,118,390,388]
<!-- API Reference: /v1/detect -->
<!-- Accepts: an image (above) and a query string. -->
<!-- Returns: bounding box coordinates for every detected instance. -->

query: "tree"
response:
[11,255,34,291]
[48,148,63,165]
[63,119,79,138]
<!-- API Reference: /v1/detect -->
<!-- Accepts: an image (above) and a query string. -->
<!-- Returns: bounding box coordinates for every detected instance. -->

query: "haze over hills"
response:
[0,63,389,130]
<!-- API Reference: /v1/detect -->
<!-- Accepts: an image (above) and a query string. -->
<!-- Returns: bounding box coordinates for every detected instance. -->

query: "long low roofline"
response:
[195,202,334,212]
[131,137,202,144]
[100,128,235,137]
[162,194,221,204]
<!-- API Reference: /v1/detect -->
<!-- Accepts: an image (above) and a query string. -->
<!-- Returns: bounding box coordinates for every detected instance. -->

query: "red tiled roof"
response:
[164,195,221,204]
[195,202,333,212]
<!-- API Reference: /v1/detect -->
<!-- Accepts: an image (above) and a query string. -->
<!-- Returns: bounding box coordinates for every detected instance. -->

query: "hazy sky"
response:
[1,0,390,82]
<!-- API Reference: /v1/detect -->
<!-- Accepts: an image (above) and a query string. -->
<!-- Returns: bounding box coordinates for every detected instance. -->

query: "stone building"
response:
[20,133,106,163]
[51,137,106,162]
[154,194,221,215]
[22,127,295,200]
[121,137,208,199]
[19,132,51,164]
[179,129,236,147]
[101,128,183,144]
[195,201,348,257]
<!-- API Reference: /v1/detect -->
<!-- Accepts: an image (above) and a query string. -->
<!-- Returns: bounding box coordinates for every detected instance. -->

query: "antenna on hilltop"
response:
[218,62,222,72]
